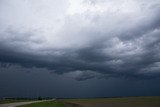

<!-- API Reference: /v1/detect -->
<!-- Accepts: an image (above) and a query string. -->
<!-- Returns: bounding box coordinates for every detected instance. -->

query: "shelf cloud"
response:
[0,0,160,81]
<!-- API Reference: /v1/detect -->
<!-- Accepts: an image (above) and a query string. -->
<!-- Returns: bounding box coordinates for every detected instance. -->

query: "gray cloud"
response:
[0,0,160,81]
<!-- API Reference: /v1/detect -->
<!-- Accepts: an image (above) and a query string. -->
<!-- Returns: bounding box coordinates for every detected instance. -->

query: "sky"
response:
[0,0,160,98]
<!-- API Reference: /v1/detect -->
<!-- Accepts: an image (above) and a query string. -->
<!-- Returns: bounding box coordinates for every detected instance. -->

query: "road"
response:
[0,99,55,107]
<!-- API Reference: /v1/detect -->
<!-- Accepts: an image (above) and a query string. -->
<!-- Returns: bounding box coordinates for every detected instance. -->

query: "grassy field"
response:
[18,100,67,107]
[63,96,160,107]
[16,96,160,107]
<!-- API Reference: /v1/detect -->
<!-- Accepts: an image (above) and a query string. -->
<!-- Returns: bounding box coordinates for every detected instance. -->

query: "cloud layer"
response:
[0,0,160,80]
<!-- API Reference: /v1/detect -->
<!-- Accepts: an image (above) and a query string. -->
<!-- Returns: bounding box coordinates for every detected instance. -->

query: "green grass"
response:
[18,100,67,107]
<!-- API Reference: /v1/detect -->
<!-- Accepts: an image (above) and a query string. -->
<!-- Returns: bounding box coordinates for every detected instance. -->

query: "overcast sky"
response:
[0,0,160,98]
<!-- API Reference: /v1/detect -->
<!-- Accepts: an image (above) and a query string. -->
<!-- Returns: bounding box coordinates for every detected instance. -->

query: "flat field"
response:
[18,96,160,107]
[63,96,160,107]
[18,100,66,107]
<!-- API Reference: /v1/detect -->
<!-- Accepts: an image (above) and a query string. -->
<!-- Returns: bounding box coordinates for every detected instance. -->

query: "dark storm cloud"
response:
[0,0,160,81]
